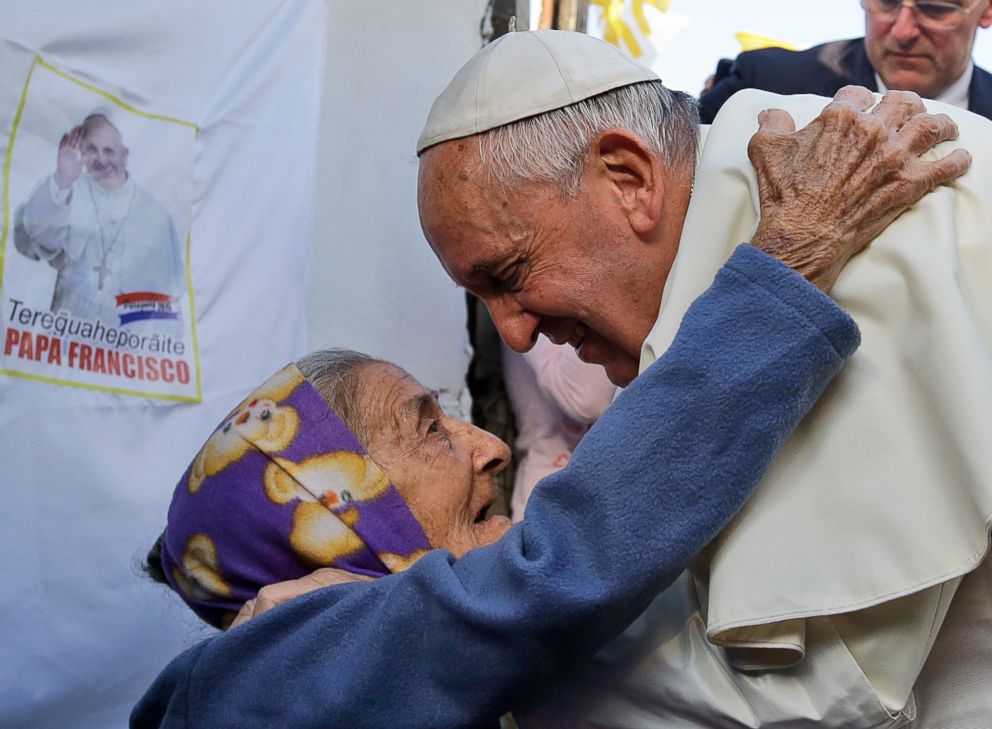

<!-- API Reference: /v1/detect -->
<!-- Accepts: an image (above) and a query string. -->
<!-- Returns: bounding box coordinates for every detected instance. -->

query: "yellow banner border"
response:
[1,54,202,403]
[0,366,201,403]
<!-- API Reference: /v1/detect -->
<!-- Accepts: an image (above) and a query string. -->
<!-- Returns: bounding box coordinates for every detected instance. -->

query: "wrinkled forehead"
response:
[418,140,485,211]
[361,362,438,435]
[418,145,484,257]
[418,139,529,281]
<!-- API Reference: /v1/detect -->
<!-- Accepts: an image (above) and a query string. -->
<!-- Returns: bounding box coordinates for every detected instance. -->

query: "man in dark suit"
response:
[700,0,992,123]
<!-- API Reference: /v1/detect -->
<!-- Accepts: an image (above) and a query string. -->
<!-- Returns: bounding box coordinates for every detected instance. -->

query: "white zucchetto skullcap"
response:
[416,30,659,155]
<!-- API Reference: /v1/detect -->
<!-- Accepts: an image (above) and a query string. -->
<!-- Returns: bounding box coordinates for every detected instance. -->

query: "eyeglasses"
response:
[861,0,985,29]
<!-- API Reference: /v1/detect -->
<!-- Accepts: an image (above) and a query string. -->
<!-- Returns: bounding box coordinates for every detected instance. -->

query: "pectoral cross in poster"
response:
[94,260,112,290]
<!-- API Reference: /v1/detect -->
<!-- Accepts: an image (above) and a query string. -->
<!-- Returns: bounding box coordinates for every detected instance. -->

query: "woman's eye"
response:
[426,419,452,446]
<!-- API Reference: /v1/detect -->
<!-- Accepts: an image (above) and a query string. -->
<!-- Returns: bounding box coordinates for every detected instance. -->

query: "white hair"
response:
[296,349,382,444]
[479,81,699,197]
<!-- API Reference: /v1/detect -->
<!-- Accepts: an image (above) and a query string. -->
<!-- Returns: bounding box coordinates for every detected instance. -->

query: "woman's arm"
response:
[132,244,859,729]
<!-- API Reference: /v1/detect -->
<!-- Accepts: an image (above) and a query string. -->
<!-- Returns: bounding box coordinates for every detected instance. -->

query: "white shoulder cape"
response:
[641,89,992,713]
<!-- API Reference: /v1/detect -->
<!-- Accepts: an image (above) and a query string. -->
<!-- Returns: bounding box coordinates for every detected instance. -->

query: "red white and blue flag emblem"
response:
[115,291,180,325]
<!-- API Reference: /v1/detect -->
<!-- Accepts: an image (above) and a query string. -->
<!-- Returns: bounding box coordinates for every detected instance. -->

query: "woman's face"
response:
[359,363,512,557]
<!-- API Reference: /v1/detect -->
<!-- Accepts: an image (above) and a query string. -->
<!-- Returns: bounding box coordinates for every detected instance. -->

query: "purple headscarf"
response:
[159,364,432,627]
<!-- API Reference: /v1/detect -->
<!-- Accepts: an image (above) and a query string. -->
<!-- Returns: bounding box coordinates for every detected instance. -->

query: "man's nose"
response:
[486,296,538,353]
[890,5,921,42]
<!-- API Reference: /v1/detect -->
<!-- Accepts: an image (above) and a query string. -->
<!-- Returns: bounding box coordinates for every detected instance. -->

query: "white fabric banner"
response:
[0,2,326,727]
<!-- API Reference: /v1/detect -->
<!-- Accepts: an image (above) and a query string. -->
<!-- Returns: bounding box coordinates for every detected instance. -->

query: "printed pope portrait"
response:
[1,57,198,399]
[12,106,185,331]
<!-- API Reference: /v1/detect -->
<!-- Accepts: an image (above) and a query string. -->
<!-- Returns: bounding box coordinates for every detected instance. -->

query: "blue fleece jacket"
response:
[132,244,859,729]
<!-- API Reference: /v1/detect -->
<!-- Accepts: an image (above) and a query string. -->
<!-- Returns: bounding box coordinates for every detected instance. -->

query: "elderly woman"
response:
[133,245,859,729]
[144,348,514,629]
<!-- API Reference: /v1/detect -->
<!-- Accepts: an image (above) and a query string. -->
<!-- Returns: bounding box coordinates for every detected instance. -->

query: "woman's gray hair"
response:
[480,80,700,198]
[296,349,382,444]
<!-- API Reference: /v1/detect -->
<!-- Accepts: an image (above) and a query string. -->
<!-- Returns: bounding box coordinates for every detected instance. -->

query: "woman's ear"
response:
[590,130,665,236]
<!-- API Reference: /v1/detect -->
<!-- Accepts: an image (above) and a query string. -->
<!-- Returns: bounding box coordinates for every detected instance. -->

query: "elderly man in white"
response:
[14,111,183,328]
[183,30,987,729]
[414,30,990,729]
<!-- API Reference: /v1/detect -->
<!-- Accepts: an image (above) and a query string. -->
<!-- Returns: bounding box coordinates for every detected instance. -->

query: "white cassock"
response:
[14,172,183,328]
[518,90,992,729]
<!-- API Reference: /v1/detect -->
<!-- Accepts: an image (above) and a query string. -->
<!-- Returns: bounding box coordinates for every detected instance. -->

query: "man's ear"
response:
[980,0,992,27]
[590,130,664,236]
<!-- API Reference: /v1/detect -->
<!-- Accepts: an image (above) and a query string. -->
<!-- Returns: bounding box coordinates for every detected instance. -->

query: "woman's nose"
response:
[471,426,510,475]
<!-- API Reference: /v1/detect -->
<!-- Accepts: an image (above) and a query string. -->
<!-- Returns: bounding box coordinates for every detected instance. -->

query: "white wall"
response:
[310,1,492,417]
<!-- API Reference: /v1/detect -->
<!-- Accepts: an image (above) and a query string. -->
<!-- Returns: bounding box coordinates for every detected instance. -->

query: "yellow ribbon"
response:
[734,31,799,52]
[591,0,671,58]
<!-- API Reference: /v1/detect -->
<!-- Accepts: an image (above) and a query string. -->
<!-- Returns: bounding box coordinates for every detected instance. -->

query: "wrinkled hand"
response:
[748,86,971,291]
[229,568,375,630]
[55,126,85,189]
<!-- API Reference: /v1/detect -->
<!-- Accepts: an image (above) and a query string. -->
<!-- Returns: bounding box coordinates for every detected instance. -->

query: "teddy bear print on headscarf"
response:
[170,533,231,602]
[187,367,305,493]
[264,451,393,565]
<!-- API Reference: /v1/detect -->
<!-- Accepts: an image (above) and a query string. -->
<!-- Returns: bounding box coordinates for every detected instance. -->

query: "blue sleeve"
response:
[131,244,859,729]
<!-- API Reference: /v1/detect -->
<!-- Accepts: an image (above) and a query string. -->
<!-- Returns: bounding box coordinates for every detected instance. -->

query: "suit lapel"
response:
[840,39,878,91]
[967,66,992,122]
[816,39,877,96]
